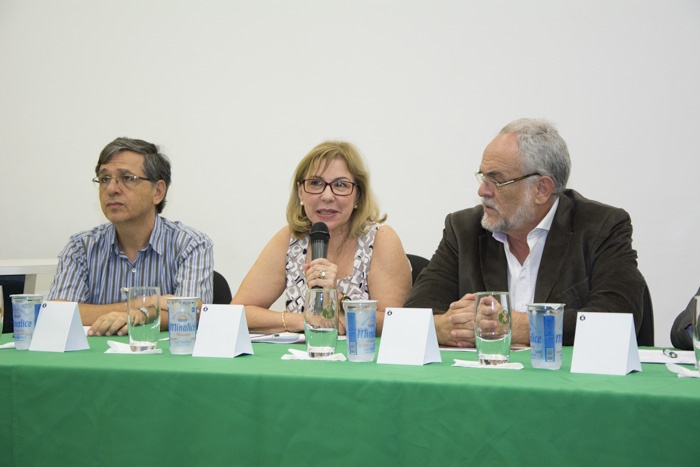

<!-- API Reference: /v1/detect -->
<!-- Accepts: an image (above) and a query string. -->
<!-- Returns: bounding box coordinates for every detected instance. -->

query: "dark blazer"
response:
[405,189,653,346]
[670,286,700,350]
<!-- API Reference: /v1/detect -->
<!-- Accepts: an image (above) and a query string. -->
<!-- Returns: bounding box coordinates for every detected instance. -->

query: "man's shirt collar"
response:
[109,214,163,256]
[493,197,560,244]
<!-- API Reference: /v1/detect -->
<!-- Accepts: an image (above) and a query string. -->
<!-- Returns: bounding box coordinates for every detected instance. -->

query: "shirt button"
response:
[132,268,137,273]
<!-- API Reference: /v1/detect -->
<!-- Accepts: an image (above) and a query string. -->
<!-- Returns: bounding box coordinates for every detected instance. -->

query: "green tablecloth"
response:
[0,332,697,467]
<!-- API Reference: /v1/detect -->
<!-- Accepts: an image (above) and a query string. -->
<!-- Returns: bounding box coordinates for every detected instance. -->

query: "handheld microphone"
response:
[309,222,330,295]
[309,222,330,261]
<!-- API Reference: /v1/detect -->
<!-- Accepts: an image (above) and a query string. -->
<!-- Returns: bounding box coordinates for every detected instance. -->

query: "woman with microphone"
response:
[232,141,412,334]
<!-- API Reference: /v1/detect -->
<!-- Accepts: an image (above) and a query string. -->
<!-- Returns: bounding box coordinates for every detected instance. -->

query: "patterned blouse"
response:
[285,224,379,313]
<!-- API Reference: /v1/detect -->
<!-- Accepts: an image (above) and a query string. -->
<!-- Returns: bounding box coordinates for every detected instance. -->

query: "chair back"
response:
[406,254,430,286]
[1,275,25,334]
[212,270,233,304]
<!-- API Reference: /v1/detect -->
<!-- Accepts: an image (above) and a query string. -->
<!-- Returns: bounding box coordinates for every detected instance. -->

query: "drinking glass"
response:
[474,291,512,365]
[167,296,199,355]
[304,288,339,358]
[10,293,43,350]
[126,286,161,352]
[343,300,377,362]
[692,296,700,369]
[527,303,564,370]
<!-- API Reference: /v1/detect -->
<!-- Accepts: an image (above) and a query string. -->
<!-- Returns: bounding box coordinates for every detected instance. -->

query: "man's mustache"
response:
[481,198,497,211]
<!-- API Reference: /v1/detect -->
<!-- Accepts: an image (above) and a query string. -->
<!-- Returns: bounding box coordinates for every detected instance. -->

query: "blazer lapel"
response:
[535,195,573,301]
[479,232,508,291]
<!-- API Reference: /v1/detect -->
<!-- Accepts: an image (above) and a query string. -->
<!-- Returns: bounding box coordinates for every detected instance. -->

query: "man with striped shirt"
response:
[48,137,214,337]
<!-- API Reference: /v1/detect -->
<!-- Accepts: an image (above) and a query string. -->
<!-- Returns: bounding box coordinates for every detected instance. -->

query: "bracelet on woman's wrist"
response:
[281,311,289,333]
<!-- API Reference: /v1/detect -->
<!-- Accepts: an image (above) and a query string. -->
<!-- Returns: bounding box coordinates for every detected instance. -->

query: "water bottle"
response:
[527,303,564,370]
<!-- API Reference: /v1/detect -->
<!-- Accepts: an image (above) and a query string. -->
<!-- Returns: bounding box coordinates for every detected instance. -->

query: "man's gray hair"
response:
[500,118,571,195]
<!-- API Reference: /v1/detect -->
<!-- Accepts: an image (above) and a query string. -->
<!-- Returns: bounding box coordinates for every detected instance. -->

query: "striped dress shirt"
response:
[48,215,214,304]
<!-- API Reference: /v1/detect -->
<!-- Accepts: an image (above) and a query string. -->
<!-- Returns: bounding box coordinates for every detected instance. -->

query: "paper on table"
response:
[376,308,441,365]
[666,363,700,378]
[30,301,89,352]
[452,359,524,370]
[193,304,252,358]
[281,348,346,361]
[250,332,305,344]
[639,349,696,365]
[570,312,640,376]
[105,340,162,354]
[0,342,16,350]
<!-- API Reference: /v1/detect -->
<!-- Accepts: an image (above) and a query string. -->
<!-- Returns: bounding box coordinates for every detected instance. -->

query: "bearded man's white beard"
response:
[480,190,535,233]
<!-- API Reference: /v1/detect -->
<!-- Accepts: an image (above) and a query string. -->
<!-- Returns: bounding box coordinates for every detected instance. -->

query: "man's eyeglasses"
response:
[92,175,152,189]
[301,178,357,196]
[475,172,540,190]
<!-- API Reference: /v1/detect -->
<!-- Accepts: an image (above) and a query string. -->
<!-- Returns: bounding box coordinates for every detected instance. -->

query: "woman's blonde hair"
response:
[286,141,386,239]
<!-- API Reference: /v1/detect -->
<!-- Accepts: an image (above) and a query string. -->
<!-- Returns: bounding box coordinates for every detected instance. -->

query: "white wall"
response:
[1,0,698,346]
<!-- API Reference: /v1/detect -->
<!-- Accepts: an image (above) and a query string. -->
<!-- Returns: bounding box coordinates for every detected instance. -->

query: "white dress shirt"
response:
[493,198,559,313]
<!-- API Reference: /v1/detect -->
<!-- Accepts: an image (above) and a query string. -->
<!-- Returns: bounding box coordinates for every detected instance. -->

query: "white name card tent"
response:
[377,308,442,366]
[192,304,253,358]
[29,301,90,352]
[570,312,641,376]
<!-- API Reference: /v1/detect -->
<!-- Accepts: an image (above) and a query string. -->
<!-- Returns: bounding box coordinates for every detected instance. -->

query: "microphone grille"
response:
[309,222,330,242]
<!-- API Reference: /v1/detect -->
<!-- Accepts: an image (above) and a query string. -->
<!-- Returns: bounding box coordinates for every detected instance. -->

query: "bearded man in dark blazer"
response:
[405,118,653,347]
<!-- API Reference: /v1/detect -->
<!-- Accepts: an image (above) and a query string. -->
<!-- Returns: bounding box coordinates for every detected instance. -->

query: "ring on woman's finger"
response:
[319,270,326,279]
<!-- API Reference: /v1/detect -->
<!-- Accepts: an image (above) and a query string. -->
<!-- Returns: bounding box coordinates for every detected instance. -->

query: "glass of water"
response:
[126,286,161,352]
[10,293,43,350]
[167,297,199,355]
[304,288,339,358]
[474,291,512,365]
[692,296,700,369]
